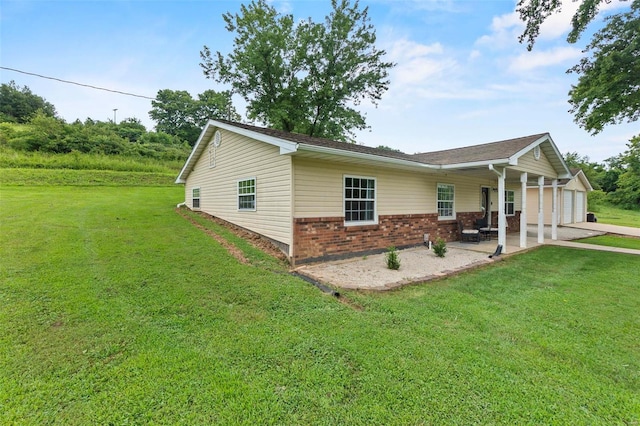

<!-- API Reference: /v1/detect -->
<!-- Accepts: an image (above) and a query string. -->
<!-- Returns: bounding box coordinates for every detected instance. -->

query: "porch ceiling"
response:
[438,165,549,184]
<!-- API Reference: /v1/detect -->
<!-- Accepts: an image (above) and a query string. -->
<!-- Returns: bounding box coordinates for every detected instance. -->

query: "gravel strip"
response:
[295,246,493,291]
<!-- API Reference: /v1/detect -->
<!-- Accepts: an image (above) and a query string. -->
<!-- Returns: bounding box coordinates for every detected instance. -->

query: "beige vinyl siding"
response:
[452,175,495,213]
[293,158,494,218]
[185,130,292,247]
[512,149,557,178]
[565,177,588,191]
[526,187,558,224]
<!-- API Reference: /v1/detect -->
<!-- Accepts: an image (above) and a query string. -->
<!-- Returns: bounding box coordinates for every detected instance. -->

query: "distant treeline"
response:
[0,81,191,162]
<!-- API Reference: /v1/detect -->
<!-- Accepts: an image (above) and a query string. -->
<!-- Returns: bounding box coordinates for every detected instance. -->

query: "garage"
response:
[576,191,585,223]
[525,169,593,225]
[563,190,574,224]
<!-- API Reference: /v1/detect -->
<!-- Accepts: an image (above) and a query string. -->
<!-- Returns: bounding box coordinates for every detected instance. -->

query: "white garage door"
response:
[576,191,585,223]
[563,190,574,224]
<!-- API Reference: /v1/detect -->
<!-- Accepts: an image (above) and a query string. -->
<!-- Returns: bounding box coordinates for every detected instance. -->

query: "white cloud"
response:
[508,46,582,72]
[385,39,457,87]
[475,11,523,49]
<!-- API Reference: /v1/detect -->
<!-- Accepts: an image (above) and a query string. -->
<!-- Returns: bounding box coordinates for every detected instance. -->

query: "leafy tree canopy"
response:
[609,136,640,209]
[149,89,239,146]
[0,80,57,123]
[517,0,639,135]
[567,2,640,134]
[200,0,394,142]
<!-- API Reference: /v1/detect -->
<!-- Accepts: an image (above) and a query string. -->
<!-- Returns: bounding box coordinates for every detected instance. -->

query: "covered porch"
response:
[424,133,573,254]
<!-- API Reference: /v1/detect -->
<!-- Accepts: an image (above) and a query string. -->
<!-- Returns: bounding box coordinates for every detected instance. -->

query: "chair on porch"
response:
[475,218,489,240]
[459,221,481,243]
[475,217,498,240]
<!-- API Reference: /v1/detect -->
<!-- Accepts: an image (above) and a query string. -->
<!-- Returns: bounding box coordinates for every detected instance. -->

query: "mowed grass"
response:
[592,203,640,228]
[1,186,639,425]
[574,234,640,250]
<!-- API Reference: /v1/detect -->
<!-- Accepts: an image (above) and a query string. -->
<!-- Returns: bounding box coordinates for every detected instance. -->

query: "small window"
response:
[505,190,515,216]
[437,183,455,220]
[238,178,256,211]
[344,176,376,224]
[192,188,200,209]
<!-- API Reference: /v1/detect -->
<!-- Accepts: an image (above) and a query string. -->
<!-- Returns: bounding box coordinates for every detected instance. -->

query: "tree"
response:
[195,90,241,124]
[564,151,603,190]
[149,89,239,146]
[609,136,640,209]
[116,117,147,143]
[200,0,394,142]
[517,0,639,134]
[0,81,57,123]
[568,3,640,134]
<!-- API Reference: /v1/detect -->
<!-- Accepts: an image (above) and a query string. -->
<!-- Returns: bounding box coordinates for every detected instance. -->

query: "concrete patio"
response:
[447,224,607,255]
[295,224,640,291]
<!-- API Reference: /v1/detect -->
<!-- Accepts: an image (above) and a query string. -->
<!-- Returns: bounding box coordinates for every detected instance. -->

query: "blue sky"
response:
[1,0,636,162]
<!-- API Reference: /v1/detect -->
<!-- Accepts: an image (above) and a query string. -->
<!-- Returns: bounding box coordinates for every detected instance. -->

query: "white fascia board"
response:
[440,159,510,169]
[297,143,439,170]
[209,120,299,154]
[175,122,216,184]
[509,134,550,162]
[509,133,572,178]
[175,120,299,183]
[575,170,594,191]
[526,183,568,189]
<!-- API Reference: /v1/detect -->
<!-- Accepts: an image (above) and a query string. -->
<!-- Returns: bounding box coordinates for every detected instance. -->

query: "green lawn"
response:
[1,186,639,425]
[592,203,640,228]
[574,235,640,250]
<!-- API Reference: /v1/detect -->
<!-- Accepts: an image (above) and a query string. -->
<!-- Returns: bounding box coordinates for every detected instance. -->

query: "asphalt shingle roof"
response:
[411,133,549,165]
[215,120,550,166]
[214,119,424,164]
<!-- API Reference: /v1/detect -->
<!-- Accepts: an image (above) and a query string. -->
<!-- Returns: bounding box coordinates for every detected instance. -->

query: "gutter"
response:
[297,144,440,170]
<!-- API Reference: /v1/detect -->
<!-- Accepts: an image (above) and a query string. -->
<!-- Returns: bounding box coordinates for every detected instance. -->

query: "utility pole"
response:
[113,108,118,124]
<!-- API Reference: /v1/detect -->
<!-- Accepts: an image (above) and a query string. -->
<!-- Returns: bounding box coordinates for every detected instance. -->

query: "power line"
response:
[0,66,156,100]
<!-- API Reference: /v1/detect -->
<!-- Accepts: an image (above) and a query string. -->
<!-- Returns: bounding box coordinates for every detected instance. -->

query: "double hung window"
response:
[505,190,515,216]
[238,178,256,211]
[192,188,200,209]
[437,183,455,220]
[344,176,376,224]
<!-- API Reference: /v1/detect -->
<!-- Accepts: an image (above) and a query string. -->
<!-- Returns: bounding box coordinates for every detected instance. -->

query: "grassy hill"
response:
[0,147,180,186]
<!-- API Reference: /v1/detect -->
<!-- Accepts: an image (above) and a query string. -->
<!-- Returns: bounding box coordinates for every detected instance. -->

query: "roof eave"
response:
[509,133,573,178]
[297,143,439,169]
[175,119,299,183]
[440,159,510,169]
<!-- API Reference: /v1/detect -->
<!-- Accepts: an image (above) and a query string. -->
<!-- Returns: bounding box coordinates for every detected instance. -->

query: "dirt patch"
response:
[176,209,289,265]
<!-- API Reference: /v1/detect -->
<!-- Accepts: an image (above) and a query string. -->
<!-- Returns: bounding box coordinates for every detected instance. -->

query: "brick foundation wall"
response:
[490,211,521,232]
[293,211,489,264]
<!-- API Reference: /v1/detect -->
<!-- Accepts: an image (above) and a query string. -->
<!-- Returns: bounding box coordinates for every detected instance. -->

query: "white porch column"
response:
[537,176,545,244]
[520,172,528,248]
[498,168,507,253]
[551,179,558,240]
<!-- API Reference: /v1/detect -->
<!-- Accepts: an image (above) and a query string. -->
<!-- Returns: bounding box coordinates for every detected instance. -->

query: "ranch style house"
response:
[176,119,575,265]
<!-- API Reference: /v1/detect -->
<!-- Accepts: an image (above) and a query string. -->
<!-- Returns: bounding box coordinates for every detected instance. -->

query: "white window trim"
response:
[192,187,201,210]
[344,175,378,226]
[505,189,515,216]
[237,177,257,212]
[437,183,456,220]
